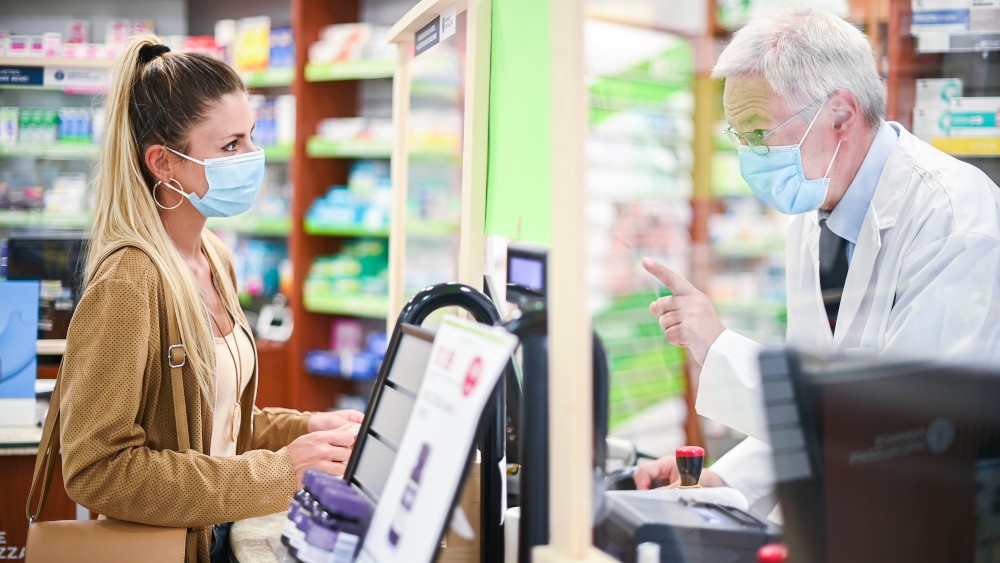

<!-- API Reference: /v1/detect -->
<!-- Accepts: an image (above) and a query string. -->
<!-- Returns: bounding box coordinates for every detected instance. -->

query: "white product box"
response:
[913,106,951,139]
[948,97,1000,137]
[0,107,19,143]
[970,8,1000,32]
[916,78,964,105]
[912,0,970,33]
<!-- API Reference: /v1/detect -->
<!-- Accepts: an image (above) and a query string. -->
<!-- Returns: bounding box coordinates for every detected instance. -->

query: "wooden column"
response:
[533,1,615,562]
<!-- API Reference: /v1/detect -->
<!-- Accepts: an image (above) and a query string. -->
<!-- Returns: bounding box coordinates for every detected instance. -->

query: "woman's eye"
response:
[223,140,238,152]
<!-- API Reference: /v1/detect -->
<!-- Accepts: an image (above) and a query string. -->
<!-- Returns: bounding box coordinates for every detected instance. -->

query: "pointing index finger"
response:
[641,257,695,295]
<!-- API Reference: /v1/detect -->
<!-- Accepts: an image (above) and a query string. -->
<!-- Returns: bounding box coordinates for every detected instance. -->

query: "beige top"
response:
[212,323,256,457]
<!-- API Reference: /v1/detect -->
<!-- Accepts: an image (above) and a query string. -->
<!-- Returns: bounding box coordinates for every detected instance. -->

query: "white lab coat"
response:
[698,124,1000,513]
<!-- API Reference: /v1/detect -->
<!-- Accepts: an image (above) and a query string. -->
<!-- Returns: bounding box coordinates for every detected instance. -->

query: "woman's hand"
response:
[287,428,357,487]
[307,409,365,433]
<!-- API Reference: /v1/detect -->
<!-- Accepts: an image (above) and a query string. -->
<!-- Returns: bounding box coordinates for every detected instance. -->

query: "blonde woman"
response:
[58,36,361,562]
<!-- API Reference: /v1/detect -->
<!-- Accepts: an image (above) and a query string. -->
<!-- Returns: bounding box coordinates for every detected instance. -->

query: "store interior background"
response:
[3,0,982,467]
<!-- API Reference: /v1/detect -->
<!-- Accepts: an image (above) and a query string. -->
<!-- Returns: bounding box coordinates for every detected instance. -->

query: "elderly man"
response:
[635,8,1000,515]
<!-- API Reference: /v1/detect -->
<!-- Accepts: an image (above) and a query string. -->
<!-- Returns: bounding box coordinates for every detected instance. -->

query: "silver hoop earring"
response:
[152,178,185,210]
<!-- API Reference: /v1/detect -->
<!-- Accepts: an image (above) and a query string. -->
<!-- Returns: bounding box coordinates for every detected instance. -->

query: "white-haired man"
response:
[635,8,1000,515]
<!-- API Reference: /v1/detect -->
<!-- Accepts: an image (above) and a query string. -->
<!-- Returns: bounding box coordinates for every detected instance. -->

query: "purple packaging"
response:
[298,486,369,563]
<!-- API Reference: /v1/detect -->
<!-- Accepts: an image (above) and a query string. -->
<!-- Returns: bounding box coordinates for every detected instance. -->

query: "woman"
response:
[58,36,361,562]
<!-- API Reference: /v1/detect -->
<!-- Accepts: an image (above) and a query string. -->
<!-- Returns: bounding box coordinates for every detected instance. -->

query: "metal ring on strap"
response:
[167,344,187,368]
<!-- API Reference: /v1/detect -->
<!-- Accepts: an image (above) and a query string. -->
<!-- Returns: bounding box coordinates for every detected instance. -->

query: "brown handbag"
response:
[25,257,197,563]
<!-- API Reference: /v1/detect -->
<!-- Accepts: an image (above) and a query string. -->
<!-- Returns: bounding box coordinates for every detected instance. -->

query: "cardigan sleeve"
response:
[252,407,311,451]
[60,259,298,528]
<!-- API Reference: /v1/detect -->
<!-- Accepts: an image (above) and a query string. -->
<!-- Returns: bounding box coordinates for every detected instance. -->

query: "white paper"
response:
[441,5,457,41]
[357,316,518,563]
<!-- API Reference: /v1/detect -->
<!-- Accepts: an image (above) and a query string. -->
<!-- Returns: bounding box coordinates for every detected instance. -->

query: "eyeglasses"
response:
[724,96,827,155]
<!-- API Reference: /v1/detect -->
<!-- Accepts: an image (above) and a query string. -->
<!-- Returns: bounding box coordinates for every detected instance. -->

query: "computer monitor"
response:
[347,323,435,506]
[760,349,1000,562]
[5,234,86,340]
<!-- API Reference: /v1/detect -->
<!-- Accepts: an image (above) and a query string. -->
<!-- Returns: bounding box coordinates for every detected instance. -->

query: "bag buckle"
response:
[167,344,187,368]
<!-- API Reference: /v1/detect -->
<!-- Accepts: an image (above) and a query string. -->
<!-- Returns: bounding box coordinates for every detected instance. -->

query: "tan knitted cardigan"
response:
[59,234,309,562]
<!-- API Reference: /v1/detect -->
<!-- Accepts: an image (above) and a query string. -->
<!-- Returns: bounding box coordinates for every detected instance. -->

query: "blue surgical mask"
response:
[738,100,842,215]
[162,147,265,218]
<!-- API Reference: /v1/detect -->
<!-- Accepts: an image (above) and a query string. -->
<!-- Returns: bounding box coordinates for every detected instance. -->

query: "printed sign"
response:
[0,67,43,86]
[415,16,441,56]
[441,6,458,41]
[43,67,109,90]
[357,316,517,563]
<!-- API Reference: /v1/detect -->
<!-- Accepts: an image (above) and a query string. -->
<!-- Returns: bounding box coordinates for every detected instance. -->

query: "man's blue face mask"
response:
[159,147,266,218]
[737,97,842,215]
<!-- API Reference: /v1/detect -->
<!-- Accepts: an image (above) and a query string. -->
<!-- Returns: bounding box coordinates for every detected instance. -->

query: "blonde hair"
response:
[87,34,246,397]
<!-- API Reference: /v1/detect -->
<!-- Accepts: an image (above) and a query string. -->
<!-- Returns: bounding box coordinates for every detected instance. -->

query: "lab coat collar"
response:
[833,122,915,345]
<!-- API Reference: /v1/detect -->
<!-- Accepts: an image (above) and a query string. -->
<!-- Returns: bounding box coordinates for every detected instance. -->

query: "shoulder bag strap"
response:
[27,243,192,521]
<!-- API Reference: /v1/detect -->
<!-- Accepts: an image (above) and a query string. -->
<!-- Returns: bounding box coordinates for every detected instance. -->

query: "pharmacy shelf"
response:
[0,56,112,69]
[711,241,783,259]
[303,218,458,238]
[240,68,294,88]
[306,136,459,160]
[713,299,786,318]
[929,137,1000,157]
[207,215,291,237]
[0,210,91,229]
[260,144,293,163]
[303,59,395,82]
[304,219,388,237]
[303,291,388,319]
[306,137,392,159]
[0,142,99,160]
[915,31,1000,54]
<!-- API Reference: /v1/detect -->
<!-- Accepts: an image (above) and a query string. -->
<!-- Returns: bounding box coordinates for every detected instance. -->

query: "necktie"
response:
[818,218,849,329]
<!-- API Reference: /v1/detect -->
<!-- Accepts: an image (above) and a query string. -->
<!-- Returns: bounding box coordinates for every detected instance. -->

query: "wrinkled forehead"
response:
[722,75,789,131]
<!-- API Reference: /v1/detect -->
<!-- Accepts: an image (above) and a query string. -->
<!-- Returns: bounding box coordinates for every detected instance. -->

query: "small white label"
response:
[441,6,457,41]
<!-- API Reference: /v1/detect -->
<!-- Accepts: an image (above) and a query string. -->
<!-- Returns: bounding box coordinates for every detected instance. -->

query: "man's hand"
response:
[633,455,727,490]
[642,257,726,366]
[307,409,365,433]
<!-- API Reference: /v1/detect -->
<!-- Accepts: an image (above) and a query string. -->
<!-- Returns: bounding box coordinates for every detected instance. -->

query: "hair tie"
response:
[139,44,171,64]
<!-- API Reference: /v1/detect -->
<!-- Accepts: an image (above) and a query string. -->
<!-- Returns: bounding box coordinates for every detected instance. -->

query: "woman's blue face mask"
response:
[737,98,842,215]
[160,147,266,218]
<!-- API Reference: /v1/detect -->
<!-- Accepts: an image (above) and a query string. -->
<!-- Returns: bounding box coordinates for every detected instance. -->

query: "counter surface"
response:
[231,511,288,563]
[0,426,42,456]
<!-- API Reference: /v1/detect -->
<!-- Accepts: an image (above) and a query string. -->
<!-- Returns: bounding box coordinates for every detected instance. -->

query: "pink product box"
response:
[42,33,62,57]
[66,20,89,44]
[331,319,365,351]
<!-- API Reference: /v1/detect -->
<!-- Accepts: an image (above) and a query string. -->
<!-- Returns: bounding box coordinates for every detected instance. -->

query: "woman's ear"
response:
[144,145,173,183]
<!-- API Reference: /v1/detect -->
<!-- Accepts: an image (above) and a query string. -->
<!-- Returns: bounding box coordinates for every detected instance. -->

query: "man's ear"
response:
[830,90,861,135]
[144,145,173,183]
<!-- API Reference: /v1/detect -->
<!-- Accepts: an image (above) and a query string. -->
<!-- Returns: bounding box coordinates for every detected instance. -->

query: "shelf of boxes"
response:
[0,210,91,230]
[303,59,395,82]
[929,137,1000,156]
[302,291,388,319]
[0,142,98,160]
[240,68,294,89]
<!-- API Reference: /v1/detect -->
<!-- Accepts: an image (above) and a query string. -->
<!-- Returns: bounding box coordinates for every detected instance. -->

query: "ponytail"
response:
[88,35,247,398]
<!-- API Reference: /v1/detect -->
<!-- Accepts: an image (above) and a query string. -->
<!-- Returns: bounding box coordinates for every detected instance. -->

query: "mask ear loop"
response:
[823,140,843,179]
[799,97,829,145]
[153,178,187,210]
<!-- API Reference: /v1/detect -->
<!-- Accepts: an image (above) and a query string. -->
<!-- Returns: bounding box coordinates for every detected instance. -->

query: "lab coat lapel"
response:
[833,122,910,345]
[786,212,833,352]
